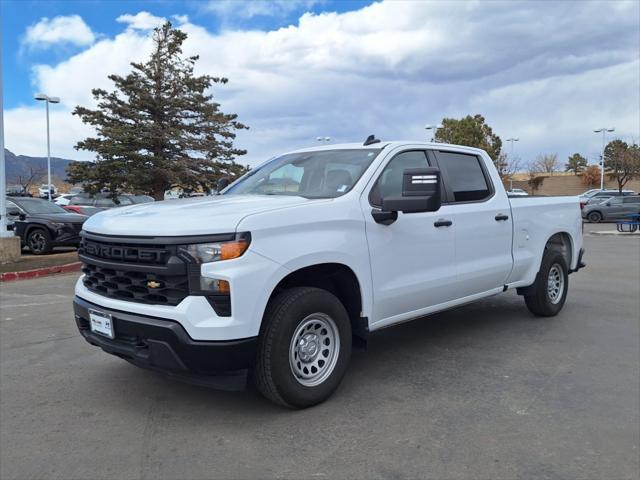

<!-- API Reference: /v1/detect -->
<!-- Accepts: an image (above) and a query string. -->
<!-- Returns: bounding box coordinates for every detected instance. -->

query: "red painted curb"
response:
[0,262,82,282]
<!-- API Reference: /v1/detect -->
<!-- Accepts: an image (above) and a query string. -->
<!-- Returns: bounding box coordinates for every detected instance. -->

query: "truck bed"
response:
[507,195,583,287]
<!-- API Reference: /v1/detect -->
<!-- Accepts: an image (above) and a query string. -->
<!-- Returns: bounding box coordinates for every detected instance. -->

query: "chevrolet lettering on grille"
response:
[83,241,166,263]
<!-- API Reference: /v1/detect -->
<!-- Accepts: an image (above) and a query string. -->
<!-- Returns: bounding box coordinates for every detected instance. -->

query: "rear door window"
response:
[435,151,492,202]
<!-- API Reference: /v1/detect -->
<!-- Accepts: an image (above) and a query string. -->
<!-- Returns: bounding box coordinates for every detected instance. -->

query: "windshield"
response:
[12,198,68,214]
[224,149,381,198]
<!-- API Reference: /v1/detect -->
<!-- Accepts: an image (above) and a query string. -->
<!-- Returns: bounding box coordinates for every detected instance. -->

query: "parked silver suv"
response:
[582,195,640,223]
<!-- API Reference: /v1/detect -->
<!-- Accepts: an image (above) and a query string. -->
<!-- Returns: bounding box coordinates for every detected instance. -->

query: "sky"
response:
[1,0,639,169]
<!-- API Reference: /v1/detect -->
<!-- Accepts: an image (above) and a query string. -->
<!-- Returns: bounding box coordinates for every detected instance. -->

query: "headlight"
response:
[179,233,251,264]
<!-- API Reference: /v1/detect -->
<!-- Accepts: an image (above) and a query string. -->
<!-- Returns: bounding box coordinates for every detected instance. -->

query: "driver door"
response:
[361,149,457,327]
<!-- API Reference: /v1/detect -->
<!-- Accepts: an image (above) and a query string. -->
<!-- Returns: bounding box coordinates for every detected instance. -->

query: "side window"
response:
[70,196,92,206]
[115,196,133,206]
[608,197,623,205]
[369,150,429,207]
[95,197,116,207]
[436,151,492,202]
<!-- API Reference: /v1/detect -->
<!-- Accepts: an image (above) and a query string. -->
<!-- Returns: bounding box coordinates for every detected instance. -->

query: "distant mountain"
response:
[4,149,79,185]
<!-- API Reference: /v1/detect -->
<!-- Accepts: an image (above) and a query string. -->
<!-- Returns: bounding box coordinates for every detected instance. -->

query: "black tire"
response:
[587,211,602,223]
[524,249,569,317]
[254,287,352,408]
[27,228,53,255]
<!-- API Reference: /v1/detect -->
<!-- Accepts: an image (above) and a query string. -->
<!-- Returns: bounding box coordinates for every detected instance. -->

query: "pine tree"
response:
[68,22,248,199]
[564,153,588,175]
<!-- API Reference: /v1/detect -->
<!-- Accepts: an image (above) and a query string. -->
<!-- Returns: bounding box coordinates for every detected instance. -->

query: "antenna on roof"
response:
[363,134,381,146]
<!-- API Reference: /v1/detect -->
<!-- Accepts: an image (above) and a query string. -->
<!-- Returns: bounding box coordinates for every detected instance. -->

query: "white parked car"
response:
[38,184,58,198]
[73,139,585,408]
[54,194,75,206]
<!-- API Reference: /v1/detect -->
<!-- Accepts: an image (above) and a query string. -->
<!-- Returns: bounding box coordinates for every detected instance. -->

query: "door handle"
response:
[495,214,509,221]
[434,219,452,227]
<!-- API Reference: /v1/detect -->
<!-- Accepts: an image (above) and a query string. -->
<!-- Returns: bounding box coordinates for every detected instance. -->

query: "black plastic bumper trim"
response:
[73,296,257,389]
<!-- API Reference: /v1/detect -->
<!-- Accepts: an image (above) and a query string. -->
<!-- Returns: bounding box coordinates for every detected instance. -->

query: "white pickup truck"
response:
[73,139,585,408]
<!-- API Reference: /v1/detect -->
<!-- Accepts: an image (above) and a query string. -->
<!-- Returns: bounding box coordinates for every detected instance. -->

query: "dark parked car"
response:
[64,193,154,215]
[5,197,87,254]
[6,185,31,197]
[582,195,640,223]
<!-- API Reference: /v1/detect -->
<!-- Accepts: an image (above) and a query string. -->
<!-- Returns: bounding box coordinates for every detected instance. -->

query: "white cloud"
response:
[116,11,166,30]
[6,1,640,168]
[205,0,320,20]
[22,15,95,49]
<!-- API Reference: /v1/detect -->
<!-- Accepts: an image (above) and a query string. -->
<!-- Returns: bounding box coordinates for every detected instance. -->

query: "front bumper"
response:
[52,225,83,245]
[74,296,257,390]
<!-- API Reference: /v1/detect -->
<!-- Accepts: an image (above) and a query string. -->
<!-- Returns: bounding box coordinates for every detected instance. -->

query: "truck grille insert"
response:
[79,236,190,306]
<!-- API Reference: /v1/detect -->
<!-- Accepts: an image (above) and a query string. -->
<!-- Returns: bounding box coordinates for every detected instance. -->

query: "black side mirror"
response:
[372,168,441,225]
[18,213,27,221]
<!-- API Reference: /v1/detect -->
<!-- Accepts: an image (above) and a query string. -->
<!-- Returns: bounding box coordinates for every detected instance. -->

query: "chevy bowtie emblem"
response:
[147,280,163,289]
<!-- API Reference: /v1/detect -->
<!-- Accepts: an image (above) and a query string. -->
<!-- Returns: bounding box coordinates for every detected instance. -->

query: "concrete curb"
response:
[0,262,82,282]
[589,230,640,237]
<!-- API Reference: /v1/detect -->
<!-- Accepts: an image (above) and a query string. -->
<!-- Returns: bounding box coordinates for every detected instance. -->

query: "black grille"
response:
[79,236,190,306]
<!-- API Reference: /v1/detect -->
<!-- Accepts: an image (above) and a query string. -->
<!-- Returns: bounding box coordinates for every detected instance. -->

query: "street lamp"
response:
[505,137,519,157]
[425,124,443,142]
[316,136,331,143]
[593,127,615,190]
[34,93,60,201]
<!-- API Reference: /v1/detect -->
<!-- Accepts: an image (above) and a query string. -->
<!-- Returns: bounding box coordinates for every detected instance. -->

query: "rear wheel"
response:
[524,249,569,317]
[254,287,352,408]
[587,211,602,223]
[27,228,52,255]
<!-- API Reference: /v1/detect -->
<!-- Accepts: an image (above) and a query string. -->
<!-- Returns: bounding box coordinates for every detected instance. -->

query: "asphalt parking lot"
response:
[1,226,639,480]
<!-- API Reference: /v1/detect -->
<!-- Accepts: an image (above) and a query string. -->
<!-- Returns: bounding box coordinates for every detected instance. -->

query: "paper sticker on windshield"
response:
[337,185,348,193]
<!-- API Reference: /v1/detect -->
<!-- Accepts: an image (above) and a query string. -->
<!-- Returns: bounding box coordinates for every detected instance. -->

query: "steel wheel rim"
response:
[547,264,564,304]
[289,313,340,387]
[29,232,46,253]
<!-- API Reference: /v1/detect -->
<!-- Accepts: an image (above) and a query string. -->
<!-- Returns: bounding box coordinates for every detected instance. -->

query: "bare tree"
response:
[494,152,521,181]
[527,161,545,195]
[535,153,558,173]
[14,167,45,195]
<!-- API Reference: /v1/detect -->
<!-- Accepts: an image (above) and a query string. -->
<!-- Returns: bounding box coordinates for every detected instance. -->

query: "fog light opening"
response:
[200,277,230,295]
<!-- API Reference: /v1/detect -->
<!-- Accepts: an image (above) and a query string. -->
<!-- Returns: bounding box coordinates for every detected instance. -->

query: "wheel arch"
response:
[24,222,53,239]
[518,231,573,296]
[262,262,367,341]
[544,231,573,268]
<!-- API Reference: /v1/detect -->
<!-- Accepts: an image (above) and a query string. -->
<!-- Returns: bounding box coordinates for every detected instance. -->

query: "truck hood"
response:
[82,195,316,236]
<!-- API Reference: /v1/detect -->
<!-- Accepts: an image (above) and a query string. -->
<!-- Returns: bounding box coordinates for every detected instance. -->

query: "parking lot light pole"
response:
[425,124,443,142]
[34,93,60,201]
[593,127,615,190]
[0,41,11,238]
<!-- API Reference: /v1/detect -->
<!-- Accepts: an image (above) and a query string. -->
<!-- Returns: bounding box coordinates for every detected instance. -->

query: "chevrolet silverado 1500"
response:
[73,139,585,408]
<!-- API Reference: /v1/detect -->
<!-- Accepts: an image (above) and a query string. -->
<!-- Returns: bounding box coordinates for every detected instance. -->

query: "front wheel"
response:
[27,228,53,255]
[254,287,352,408]
[587,211,602,223]
[524,250,569,317]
